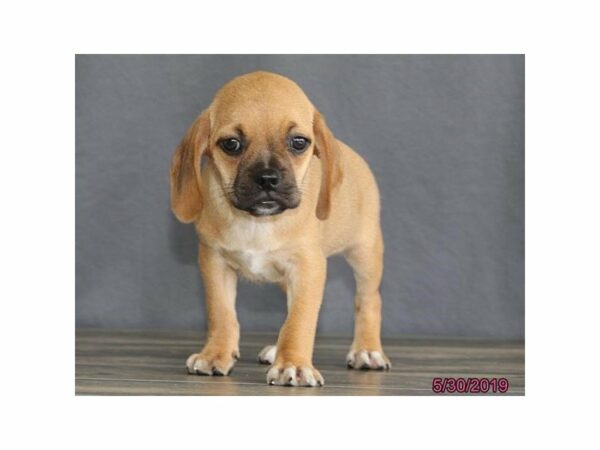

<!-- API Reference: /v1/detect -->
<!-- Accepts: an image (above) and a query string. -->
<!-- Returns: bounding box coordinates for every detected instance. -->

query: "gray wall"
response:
[76,55,524,338]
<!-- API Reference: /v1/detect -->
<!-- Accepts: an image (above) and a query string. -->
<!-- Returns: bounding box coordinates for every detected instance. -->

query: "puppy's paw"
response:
[346,349,391,370]
[257,345,277,364]
[186,348,239,376]
[266,362,324,387]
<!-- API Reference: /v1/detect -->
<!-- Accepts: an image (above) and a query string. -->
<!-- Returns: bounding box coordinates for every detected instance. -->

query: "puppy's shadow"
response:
[318,255,356,336]
[168,212,198,266]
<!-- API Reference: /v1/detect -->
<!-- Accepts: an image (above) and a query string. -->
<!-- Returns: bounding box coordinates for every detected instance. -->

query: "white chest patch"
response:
[225,249,283,282]
[217,218,286,283]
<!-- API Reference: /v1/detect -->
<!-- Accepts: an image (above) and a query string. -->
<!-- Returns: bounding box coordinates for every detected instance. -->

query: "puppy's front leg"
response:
[186,243,239,376]
[267,251,326,387]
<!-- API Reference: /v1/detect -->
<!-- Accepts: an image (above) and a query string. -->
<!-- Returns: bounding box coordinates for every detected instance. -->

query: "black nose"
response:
[255,168,281,191]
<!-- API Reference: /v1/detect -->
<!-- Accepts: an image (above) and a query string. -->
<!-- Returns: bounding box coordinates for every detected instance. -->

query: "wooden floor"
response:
[76,329,525,396]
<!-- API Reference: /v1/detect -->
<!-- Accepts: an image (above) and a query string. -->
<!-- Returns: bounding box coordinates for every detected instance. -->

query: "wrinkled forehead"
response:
[209,76,315,136]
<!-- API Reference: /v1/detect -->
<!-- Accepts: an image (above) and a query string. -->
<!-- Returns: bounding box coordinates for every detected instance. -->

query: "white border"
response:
[2,0,599,448]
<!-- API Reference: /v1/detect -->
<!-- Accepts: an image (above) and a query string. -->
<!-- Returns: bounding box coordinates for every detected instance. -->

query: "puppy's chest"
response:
[223,249,285,282]
[214,220,288,283]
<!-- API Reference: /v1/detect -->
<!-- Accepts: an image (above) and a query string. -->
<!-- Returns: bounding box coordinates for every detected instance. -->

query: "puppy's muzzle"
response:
[249,168,284,216]
[232,164,300,217]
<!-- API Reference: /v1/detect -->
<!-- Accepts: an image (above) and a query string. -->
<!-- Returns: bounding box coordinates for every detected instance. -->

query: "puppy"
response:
[170,71,390,387]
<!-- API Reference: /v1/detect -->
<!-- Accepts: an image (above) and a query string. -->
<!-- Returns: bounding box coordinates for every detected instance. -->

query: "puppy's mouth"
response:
[232,191,299,217]
[250,199,282,216]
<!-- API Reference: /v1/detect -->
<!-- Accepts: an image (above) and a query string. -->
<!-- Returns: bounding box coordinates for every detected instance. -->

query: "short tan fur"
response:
[171,71,390,386]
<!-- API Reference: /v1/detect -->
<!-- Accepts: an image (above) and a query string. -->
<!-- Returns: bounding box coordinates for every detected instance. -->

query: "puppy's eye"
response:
[219,138,243,155]
[289,136,309,154]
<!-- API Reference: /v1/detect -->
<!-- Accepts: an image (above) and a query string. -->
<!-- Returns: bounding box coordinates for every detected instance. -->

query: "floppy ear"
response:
[170,110,210,223]
[313,111,343,220]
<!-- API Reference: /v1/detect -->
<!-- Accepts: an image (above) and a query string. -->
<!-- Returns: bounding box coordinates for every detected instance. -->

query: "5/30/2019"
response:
[432,377,509,394]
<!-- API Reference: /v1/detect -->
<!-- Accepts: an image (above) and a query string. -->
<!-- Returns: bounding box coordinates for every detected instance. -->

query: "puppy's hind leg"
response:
[257,344,277,364]
[256,280,286,364]
[344,231,391,370]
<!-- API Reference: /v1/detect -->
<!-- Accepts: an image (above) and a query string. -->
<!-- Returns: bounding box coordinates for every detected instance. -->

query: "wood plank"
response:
[76,329,525,396]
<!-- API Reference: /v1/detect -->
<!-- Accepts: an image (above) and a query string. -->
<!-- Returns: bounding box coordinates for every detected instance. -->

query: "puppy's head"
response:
[170,71,341,223]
